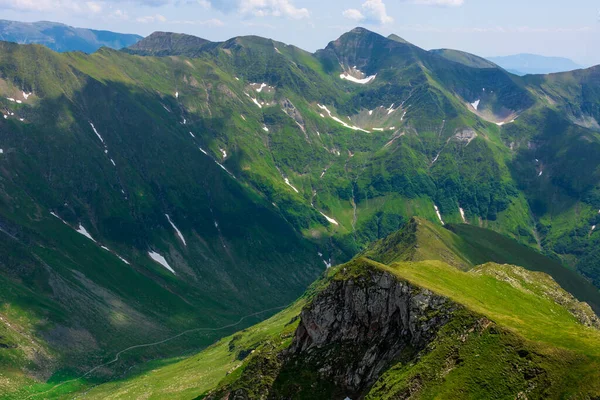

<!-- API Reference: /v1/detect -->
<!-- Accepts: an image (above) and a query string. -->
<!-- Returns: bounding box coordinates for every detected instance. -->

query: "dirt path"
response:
[26,305,288,399]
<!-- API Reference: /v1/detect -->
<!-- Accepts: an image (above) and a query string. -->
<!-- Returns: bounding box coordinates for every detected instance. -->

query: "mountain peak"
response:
[126,31,211,56]
[349,26,376,35]
[387,33,408,43]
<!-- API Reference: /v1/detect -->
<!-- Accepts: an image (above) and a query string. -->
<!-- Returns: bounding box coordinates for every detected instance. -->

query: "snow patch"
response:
[198,147,208,155]
[284,177,299,193]
[0,149,3,154]
[101,246,130,265]
[339,73,376,85]
[50,212,69,226]
[256,83,267,93]
[166,214,187,246]
[23,91,31,100]
[538,170,543,177]
[471,99,480,110]
[220,148,227,158]
[262,126,269,132]
[459,207,467,223]
[319,212,339,226]
[110,159,116,166]
[189,131,196,138]
[372,128,384,132]
[241,114,246,121]
[216,161,235,178]
[369,110,373,116]
[89,122,105,144]
[148,251,176,274]
[434,205,445,225]
[317,104,370,133]
[251,97,262,108]
[76,224,96,242]
[6,98,15,102]
[116,254,131,265]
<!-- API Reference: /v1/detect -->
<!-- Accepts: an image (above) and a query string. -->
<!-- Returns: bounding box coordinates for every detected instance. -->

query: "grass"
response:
[2,27,600,398]
[76,300,306,399]
[383,260,600,357]
[49,242,600,399]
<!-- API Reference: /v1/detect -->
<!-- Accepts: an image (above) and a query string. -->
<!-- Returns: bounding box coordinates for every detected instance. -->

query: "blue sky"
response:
[1,0,599,66]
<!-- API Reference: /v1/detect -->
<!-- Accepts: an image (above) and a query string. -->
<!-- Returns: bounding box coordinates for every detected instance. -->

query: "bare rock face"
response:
[280,98,306,133]
[285,268,459,395]
[453,128,478,145]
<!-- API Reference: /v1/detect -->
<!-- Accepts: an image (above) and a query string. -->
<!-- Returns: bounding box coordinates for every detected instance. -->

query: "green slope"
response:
[69,222,600,399]
[0,39,325,395]
[1,25,600,396]
[363,217,600,314]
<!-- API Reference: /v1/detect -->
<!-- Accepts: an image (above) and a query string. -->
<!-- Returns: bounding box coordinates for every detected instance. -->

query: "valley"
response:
[0,25,599,398]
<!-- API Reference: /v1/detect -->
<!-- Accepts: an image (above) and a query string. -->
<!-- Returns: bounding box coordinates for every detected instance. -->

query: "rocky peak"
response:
[281,260,461,396]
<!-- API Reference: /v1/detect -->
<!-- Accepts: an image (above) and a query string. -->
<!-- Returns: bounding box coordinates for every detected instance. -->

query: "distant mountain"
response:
[431,48,498,69]
[486,53,582,75]
[0,19,142,53]
[125,31,210,56]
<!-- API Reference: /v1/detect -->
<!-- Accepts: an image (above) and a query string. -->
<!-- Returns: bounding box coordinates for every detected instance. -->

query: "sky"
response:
[1,0,599,66]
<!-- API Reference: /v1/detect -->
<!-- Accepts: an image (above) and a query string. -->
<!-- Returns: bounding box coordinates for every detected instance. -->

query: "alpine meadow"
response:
[0,3,600,398]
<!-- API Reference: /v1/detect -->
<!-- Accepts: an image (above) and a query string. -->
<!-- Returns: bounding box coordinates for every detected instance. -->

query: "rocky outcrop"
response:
[280,98,306,134]
[280,264,460,397]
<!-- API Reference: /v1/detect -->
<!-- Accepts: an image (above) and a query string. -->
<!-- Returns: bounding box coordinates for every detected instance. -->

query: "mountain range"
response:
[486,53,583,75]
[0,20,142,53]
[0,25,599,398]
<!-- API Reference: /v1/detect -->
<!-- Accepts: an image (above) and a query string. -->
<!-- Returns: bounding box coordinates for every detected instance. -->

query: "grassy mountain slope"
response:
[430,49,499,69]
[70,221,600,399]
[2,25,600,396]
[0,39,325,395]
[364,217,600,314]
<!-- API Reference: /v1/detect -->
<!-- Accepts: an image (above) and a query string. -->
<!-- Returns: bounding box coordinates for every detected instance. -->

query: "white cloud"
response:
[393,24,594,34]
[343,0,393,25]
[205,0,309,19]
[136,14,167,23]
[110,9,130,20]
[410,0,464,6]
[86,1,103,12]
[0,0,83,12]
[169,18,225,26]
[239,0,309,19]
[342,9,364,21]
[0,0,186,12]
